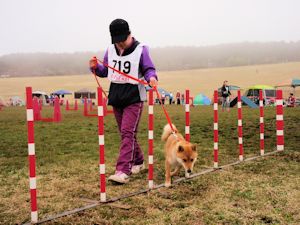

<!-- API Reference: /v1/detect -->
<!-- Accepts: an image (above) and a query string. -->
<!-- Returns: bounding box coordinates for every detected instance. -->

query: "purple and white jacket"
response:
[92,38,157,108]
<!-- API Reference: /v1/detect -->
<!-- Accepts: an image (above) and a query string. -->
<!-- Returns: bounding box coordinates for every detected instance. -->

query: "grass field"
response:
[0,62,299,224]
[0,104,299,224]
[0,62,300,100]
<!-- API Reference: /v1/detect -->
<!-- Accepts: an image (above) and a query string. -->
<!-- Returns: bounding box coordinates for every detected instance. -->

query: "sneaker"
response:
[108,171,129,184]
[131,163,145,174]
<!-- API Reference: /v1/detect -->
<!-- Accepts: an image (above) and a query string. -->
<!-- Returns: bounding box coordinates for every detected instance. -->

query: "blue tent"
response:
[292,78,300,87]
[276,78,300,88]
[193,93,211,105]
[51,90,72,95]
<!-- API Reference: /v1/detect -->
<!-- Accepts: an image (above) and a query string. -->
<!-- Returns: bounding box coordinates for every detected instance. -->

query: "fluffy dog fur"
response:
[161,124,197,187]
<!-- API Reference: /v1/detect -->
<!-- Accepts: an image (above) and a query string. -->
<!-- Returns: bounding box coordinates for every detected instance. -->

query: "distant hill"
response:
[1,41,300,77]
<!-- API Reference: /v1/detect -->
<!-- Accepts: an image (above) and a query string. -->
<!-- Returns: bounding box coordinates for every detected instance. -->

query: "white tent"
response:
[32,91,49,105]
[8,96,24,106]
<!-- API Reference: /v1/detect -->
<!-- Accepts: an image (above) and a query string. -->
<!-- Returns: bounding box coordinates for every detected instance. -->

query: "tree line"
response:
[1,41,300,77]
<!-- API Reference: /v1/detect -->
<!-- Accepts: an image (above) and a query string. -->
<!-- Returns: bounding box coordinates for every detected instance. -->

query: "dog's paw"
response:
[185,173,190,178]
[165,182,171,188]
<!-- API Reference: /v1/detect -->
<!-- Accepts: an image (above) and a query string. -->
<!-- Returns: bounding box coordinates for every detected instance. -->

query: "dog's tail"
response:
[161,124,178,141]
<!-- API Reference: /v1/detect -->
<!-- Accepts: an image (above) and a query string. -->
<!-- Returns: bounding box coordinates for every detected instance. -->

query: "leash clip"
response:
[171,130,178,139]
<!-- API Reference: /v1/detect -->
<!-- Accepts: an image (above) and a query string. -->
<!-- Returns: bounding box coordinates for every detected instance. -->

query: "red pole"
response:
[66,100,70,110]
[38,99,43,111]
[213,90,219,168]
[84,98,88,116]
[276,90,284,151]
[97,87,106,202]
[33,97,41,121]
[259,90,264,155]
[74,100,78,110]
[185,89,190,141]
[237,90,244,161]
[53,97,61,122]
[89,99,93,111]
[148,89,154,189]
[26,87,38,223]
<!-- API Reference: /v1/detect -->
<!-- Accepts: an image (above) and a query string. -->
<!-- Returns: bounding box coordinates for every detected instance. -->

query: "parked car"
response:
[244,85,276,106]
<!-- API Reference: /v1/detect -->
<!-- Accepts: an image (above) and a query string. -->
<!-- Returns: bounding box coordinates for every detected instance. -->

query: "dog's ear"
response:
[178,145,184,152]
[192,144,197,152]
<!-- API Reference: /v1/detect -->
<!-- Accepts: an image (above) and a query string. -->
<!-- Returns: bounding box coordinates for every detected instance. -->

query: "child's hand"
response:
[149,77,158,87]
[89,57,98,70]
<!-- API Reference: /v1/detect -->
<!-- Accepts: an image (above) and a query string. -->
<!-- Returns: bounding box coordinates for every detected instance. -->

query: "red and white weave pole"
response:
[213,90,219,168]
[26,87,38,223]
[148,89,154,189]
[185,89,190,142]
[276,90,284,151]
[237,90,244,161]
[259,90,265,156]
[97,87,106,202]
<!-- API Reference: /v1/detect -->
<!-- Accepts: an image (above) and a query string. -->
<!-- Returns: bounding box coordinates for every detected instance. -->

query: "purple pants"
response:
[113,102,144,175]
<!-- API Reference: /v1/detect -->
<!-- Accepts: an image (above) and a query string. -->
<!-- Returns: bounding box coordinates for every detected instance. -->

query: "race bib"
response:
[107,44,144,84]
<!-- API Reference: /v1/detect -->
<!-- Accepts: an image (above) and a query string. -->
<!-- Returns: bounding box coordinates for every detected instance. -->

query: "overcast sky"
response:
[0,0,300,56]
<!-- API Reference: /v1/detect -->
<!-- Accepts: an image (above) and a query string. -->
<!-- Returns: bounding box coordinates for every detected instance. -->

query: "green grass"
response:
[0,105,299,225]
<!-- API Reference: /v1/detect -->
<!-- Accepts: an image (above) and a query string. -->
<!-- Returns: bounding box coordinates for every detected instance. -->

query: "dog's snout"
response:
[187,169,192,173]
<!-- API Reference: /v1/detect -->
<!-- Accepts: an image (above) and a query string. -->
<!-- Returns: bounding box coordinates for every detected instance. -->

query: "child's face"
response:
[116,35,132,50]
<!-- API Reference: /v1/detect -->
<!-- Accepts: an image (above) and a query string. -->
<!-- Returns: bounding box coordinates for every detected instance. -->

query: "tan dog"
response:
[161,124,197,187]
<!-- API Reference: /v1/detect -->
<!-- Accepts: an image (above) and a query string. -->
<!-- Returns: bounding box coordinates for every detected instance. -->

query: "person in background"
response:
[169,92,173,105]
[287,93,295,107]
[221,80,231,112]
[161,91,166,105]
[89,18,158,184]
[49,94,55,106]
[181,93,185,105]
[176,91,181,105]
